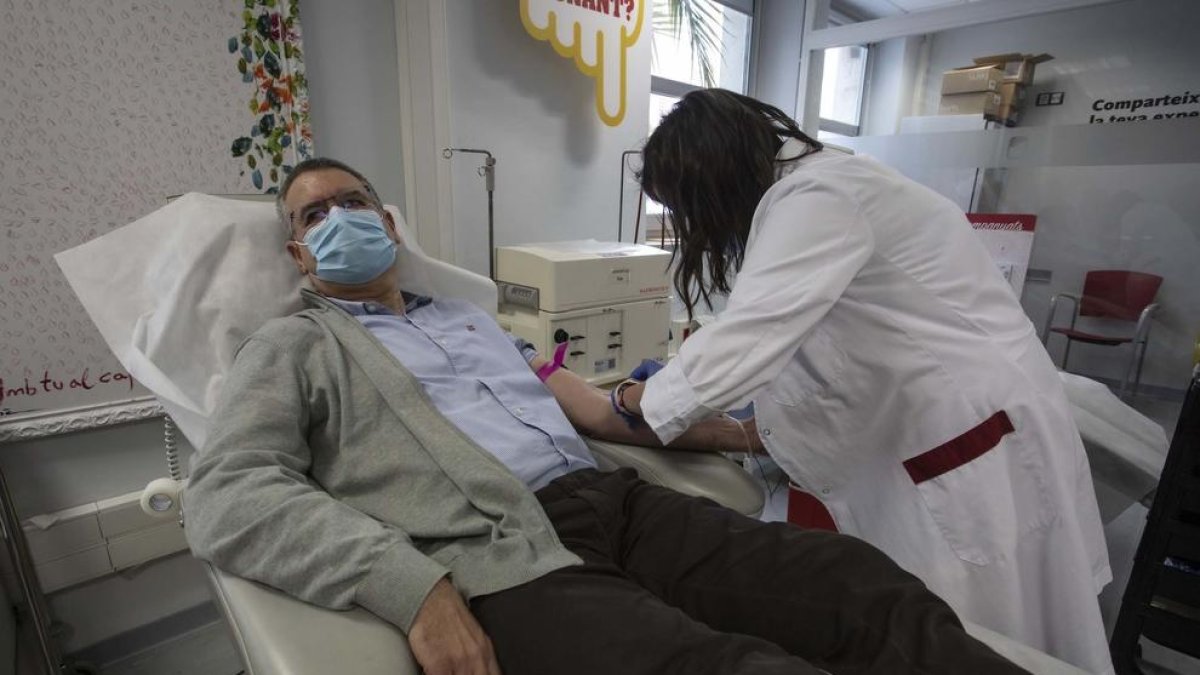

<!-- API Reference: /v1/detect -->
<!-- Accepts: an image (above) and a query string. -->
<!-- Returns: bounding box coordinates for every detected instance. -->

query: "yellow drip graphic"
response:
[520,0,645,127]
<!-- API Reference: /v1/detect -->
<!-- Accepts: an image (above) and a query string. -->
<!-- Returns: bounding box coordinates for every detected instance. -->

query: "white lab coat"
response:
[642,142,1113,674]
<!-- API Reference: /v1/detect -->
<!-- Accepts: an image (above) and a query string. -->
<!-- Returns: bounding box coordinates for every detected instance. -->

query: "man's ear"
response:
[383,209,403,246]
[285,240,309,275]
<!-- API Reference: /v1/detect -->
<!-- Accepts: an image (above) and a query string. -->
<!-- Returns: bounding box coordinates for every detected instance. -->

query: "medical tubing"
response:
[724,413,783,497]
[164,416,181,481]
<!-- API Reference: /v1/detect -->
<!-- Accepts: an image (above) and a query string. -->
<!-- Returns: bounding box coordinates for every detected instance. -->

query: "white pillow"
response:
[56,193,494,449]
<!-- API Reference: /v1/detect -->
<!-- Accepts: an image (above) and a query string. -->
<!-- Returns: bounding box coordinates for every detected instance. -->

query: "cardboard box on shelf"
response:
[941,65,1004,95]
[938,91,1002,117]
[973,53,1054,86]
[997,108,1020,127]
[997,81,1026,126]
[999,82,1025,108]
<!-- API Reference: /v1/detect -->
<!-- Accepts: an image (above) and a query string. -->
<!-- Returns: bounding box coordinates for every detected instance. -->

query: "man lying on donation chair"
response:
[184,158,1028,675]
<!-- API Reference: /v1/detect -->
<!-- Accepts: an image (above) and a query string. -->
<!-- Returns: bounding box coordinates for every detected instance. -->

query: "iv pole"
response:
[441,148,496,280]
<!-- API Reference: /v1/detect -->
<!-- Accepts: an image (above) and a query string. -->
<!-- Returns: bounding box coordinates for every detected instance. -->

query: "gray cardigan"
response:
[185,290,582,632]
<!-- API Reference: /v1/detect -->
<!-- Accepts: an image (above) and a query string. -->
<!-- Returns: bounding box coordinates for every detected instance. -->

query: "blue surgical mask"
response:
[299,207,397,285]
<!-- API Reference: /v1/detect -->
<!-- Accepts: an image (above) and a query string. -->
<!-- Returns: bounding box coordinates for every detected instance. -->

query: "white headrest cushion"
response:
[57,193,494,448]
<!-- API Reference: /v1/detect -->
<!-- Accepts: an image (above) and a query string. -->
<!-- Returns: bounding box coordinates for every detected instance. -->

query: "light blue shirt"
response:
[329,296,597,491]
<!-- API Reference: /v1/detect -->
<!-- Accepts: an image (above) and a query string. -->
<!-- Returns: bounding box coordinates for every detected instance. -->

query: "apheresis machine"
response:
[495,240,673,385]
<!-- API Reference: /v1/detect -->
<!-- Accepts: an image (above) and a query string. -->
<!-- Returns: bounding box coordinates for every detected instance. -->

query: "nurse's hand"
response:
[409,577,503,675]
[630,358,665,382]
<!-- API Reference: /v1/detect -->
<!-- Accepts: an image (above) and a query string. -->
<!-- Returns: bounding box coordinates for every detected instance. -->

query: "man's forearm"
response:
[534,356,756,452]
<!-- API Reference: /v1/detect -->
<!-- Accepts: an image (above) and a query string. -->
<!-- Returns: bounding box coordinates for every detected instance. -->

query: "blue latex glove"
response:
[630,358,665,382]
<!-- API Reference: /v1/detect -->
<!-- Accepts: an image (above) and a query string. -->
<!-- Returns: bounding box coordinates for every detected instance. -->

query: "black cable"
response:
[632,189,644,244]
[617,149,640,242]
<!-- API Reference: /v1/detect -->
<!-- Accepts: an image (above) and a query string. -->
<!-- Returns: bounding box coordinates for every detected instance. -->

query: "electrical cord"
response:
[633,188,644,243]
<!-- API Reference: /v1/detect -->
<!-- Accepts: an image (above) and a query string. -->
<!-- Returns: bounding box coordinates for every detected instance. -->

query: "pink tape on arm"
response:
[536,341,570,382]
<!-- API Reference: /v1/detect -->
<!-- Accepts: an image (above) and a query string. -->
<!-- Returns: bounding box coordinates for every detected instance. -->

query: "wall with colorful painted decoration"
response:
[0,0,312,420]
[0,0,312,664]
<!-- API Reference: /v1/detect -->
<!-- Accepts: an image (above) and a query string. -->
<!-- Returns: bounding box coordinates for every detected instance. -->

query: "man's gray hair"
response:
[275,157,384,238]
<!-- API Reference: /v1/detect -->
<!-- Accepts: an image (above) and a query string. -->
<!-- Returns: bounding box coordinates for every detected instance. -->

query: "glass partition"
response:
[806,0,1200,427]
[833,121,1199,403]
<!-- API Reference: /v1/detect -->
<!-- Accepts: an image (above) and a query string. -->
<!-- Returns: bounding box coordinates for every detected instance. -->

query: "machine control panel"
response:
[498,298,669,385]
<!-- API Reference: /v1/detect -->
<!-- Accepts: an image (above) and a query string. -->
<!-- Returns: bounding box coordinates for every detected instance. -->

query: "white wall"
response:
[860,35,924,137]
[0,421,195,519]
[753,0,806,116]
[443,0,652,275]
[299,0,406,210]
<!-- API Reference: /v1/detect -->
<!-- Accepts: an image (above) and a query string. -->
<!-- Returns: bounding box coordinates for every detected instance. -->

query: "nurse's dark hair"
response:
[275,157,383,237]
[638,88,822,318]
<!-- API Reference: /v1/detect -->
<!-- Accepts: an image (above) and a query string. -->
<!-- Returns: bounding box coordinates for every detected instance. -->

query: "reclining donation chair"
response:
[1042,270,1163,399]
[56,195,1083,675]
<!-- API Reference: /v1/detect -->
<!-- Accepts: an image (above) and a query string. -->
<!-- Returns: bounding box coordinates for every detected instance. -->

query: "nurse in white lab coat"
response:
[620,89,1113,674]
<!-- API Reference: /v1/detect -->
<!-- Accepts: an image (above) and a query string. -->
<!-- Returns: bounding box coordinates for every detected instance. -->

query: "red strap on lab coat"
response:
[903,410,1014,485]
[787,485,838,532]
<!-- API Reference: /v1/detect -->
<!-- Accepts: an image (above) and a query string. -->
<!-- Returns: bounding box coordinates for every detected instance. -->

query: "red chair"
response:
[1041,270,1163,399]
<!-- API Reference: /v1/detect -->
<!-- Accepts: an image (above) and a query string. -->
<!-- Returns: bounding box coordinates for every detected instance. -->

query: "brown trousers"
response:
[471,468,1029,675]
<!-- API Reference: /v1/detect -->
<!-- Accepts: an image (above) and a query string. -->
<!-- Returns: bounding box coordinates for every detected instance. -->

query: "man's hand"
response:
[408,578,502,675]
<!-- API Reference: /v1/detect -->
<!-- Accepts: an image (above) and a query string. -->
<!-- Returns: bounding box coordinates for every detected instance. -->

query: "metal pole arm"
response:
[1134,302,1160,343]
[442,148,497,279]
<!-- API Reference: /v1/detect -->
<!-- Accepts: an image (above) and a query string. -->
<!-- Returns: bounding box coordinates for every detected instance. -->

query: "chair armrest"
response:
[962,620,1089,674]
[583,438,765,517]
[203,508,1076,675]
[202,445,764,675]
[204,563,420,675]
[1134,302,1160,342]
[1042,293,1080,344]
